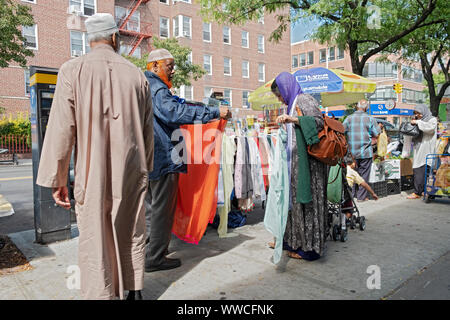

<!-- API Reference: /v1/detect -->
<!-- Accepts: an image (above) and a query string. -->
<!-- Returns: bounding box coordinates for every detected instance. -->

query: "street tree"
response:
[0,0,34,68]
[123,37,206,89]
[401,24,449,116]
[199,0,446,75]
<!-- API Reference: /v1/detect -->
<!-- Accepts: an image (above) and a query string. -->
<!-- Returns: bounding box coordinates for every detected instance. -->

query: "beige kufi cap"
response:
[147,49,174,62]
[85,13,119,37]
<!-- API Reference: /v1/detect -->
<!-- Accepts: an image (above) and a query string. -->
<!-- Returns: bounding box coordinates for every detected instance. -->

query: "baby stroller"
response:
[327,163,366,242]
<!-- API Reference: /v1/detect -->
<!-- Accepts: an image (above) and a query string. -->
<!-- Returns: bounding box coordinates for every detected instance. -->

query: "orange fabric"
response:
[172,119,227,244]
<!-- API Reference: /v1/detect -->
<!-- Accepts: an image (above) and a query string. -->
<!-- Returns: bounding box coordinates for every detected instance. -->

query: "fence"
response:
[0,135,31,154]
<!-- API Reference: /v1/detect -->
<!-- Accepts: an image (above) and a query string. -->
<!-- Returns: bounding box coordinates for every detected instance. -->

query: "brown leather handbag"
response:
[307,115,348,166]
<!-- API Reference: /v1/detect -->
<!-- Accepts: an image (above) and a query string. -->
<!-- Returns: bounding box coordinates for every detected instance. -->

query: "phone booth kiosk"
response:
[30,66,72,244]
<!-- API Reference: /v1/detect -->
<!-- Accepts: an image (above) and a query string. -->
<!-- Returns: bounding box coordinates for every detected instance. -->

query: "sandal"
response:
[287,252,302,260]
[407,193,421,199]
[268,242,275,249]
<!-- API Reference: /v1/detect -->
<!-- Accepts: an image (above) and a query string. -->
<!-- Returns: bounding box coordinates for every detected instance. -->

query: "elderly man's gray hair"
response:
[357,99,369,110]
[87,31,119,43]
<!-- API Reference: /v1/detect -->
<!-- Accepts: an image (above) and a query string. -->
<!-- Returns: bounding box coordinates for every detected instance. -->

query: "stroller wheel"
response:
[359,216,366,231]
[332,225,340,241]
[350,215,357,229]
[340,228,348,242]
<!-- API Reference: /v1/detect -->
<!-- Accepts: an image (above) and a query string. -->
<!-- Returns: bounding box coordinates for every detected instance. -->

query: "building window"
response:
[402,66,423,83]
[292,55,299,68]
[258,11,264,24]
[22,25,38,50]
[203,22,211,42]
[24,69,30,96]
[224,57,231,76]
[402,88,425,104]
[319,49,326,63]
[258,63,265,82]
[115,6,140,32]
[173,17,178,37]
[182,16,191,38]
[223,26,231,44]
[204,86,212,98]
[370,86,397,101]
[328,47,335,61]
[203,55,212,75]
[242,60,249,78]
[159,17,169,38]
[159,0,169,4]
[337,47,345,60]
[119,44,141,58]
[22,0,36,3]
[299,53,306,66]
[363,62,398,78]
[242,91,250,108]
[241,31,249,48]
[224,89,232,105]
[176,0,191,3]
[70,31,90,56]
[180,85,193,100]
[257,35,264,53]
[173,15,191,38]
[307,51,314,65]
[69,0,96,16]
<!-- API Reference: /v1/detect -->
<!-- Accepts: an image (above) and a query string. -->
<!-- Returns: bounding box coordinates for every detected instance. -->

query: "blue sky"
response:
[290,17,319,43]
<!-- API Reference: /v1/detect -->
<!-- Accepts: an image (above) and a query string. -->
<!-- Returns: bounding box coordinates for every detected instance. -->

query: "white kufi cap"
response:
[147,48,174,62]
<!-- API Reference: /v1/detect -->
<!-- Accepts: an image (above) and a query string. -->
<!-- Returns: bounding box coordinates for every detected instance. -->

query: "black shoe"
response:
[145,257,181,273]
[126,290,143,300]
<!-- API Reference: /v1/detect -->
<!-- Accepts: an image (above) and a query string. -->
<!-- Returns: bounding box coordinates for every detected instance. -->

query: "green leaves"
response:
[0,0,35,68]
[124,37,206,89]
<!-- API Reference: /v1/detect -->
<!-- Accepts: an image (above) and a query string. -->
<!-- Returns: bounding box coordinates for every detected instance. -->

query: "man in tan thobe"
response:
[36,13,153,300]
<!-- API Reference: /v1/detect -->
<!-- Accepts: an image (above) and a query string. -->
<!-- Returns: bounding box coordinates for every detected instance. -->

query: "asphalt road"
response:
[0,163,34,234]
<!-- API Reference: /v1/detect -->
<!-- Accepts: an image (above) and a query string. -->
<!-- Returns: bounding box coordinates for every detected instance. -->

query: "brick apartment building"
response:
[0,0,291,117]
[291,40,427,125]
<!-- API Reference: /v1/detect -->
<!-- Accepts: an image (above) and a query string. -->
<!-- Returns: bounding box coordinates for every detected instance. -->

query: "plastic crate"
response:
[386,179,401,195]
[401,175,414,191]
[369,181,387,199]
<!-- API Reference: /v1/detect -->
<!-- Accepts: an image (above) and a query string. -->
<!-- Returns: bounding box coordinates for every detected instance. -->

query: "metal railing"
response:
[0,135,31,154]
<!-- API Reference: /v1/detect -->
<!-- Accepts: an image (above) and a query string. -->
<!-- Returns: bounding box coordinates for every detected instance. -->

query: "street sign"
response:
[369,104,413,116]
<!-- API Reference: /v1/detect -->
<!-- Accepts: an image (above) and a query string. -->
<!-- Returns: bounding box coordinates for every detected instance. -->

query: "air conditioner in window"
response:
[68,5,82,15]
[183,31,190,37]
[72,50,83,57]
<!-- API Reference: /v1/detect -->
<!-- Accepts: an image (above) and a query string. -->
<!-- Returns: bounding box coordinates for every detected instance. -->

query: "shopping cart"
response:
[423,153,450,203]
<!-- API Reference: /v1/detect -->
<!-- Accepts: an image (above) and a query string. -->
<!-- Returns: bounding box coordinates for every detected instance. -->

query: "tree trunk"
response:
[429,95,441,117]
[348,41,363,75]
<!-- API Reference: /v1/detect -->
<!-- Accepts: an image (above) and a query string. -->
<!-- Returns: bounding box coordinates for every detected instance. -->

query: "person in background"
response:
[407,104,437,199]
[36,13,154,300]
[344,156,379,220]
[343,100,380,201]
[144,49,231,272]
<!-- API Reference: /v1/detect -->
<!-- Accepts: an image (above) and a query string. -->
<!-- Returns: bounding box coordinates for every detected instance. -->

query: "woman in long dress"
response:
[269,72,329,260]
[406,104,437,199]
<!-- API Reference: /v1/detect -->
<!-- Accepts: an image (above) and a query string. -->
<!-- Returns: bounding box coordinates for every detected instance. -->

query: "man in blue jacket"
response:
[144,49,231,272]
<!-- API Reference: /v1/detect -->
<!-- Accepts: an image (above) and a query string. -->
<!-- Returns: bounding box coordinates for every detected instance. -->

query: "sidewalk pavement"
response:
[0,159,32,167]
[0,193,449,300]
